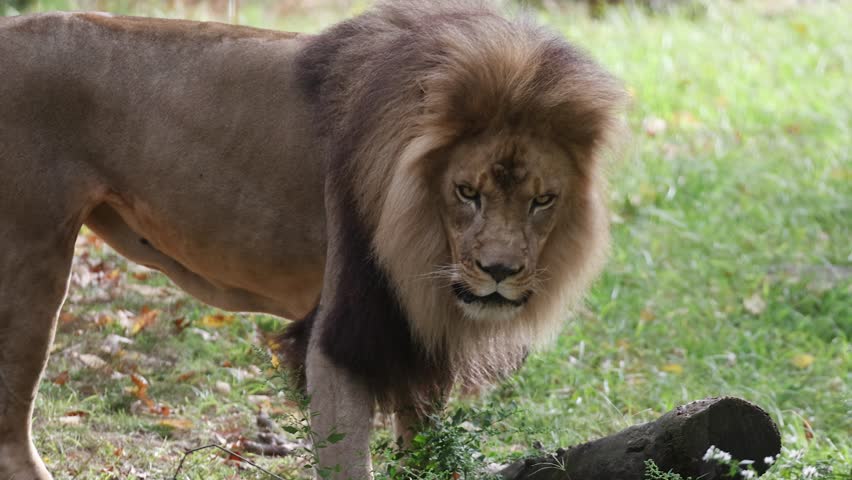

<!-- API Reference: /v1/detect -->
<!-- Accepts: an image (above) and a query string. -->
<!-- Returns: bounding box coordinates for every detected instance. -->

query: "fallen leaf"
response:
[106,268,121,281]
[803,419,814,441]
[173,316,190,333]
[661,363,684,375]
[176,371,197,383]
[157,418,193,431]
[743,293,766,315]
[791,21,808,36]
[59,415,84,425]
[200,313,236,328]
[785,124,802,135]
[131,373,153,407]
[101,333,134,355]
[132,271,150,281]
[791,353,815,369]
[77,353,108,370]
[226,450,246,465]
[130,308,160,336]
[52,371,70,386]
[151,404,171,417]
[96,313,114,327]
[88,260,107,274]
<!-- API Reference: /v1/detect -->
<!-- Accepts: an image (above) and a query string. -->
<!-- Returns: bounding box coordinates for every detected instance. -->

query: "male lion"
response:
[0,1,625,478]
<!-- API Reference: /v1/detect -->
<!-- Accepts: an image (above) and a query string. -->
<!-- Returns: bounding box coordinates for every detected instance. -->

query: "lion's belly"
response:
[86,187,326,320]
[90,132,329,320]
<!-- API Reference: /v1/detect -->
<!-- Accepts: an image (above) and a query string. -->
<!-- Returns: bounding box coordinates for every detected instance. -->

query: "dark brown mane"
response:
[281,0,626,412]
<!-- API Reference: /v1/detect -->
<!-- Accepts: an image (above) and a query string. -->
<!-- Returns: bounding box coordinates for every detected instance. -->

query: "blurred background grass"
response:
[2,0,849,478]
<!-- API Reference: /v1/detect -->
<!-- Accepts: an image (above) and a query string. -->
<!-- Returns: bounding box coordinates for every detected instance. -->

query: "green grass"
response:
[7,1,849,478]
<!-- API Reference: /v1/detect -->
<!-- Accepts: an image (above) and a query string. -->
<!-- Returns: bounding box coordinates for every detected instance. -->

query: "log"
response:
[501,397,781,480]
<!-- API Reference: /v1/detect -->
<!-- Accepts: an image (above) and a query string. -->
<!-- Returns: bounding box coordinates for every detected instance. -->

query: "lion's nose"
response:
[476,261,523,283]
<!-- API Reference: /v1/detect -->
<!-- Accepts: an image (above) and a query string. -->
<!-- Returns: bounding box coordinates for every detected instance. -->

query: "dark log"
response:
[501,397,781,480]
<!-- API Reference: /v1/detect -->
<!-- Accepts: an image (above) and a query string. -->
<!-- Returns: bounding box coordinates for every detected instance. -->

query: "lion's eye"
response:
[456,185,480,203]
[531,194,556,210]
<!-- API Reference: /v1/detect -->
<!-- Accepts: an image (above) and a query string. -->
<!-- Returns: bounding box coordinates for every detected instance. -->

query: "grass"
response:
[5,0,849,478]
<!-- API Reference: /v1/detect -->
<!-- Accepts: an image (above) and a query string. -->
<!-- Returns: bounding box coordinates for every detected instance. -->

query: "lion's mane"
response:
[281,0,626,411]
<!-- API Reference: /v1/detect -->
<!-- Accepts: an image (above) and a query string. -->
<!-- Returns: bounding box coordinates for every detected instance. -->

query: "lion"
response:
[0,1,625,478]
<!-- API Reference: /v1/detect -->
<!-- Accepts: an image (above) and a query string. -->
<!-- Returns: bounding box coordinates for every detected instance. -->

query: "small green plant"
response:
[644,460,691,480]
[373,402,517,480]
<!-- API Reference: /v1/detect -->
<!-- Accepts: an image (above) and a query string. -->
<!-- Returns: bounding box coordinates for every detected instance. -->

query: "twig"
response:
[172,444,286,480]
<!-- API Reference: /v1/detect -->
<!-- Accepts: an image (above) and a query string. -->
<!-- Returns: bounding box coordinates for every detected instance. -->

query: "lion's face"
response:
[436,135,573,321]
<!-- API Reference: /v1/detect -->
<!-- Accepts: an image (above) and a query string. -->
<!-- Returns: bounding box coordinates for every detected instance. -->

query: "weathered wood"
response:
[501,397,781,480]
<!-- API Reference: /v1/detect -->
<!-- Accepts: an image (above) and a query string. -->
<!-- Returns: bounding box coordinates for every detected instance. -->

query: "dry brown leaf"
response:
[59,312,76,325]
[151,404,171,417]
[58,410,88,426]
[52,371,70,386]
[130,308,160,336]
[803,419,815,441]
[157,418,193,431]
[176,371,197,383]
[96,313,114,327]
[200,313,236,328]
[173,316,190,333]
[130,373,153,407]
[84,232,104,248]
[132,271,150,281]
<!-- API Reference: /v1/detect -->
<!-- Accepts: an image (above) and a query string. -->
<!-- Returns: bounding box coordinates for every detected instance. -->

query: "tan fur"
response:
[0,12,324,480]
[0,3,624,478]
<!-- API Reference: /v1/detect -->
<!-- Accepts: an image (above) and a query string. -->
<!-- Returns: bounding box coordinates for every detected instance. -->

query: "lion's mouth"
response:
[451,282,531,308]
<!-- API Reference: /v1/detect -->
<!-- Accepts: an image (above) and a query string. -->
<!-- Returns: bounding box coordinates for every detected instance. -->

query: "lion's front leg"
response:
[393,390,449,451]
[0,218,79,480]
[306,341,374,480]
